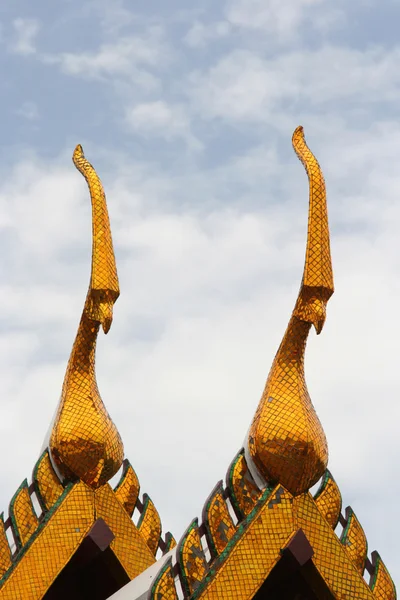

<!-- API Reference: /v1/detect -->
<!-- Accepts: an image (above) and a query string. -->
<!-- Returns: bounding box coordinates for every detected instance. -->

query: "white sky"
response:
[0,0,398,588]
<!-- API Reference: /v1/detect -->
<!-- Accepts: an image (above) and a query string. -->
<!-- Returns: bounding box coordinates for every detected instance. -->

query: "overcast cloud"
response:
[0,0,398,587]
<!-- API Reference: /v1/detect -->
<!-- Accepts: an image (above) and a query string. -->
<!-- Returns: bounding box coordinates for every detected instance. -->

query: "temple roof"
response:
[0,129,395,599]
[106,127,395,599]
[0,147,175,599]
[107,463,396,599]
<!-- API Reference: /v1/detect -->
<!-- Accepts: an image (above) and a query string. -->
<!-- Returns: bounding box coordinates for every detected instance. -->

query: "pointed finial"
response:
[49,145,123,488]
[292,126,334,333]
[74,144,120,333]
[248,127,333,496]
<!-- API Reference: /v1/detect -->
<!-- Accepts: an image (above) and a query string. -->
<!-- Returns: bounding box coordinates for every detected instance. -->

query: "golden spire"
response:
[49,145,124,489]
[248,126,334,496]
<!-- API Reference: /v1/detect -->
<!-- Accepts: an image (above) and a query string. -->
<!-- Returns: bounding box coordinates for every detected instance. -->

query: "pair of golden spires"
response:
[49,126,333,497]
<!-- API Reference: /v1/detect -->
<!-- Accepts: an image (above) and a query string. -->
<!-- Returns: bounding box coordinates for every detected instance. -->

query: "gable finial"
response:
[248,127,333,496]
[49,145,123,488]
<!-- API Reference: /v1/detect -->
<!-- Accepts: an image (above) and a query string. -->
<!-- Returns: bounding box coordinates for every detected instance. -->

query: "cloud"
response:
[187,45,400,124]
[88,0,136,35]
[0,157,86,260]
[41,27,168,91]
[14,101,39,121]
[183,20,231,48]
[125,100,202,150]
[225,0,342,38]
[10,18,40,56]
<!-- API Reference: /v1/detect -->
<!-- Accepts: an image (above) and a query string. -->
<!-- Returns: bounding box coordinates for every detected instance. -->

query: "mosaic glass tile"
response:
[194,485,294,600]
[137,494,162,556]
[370,551,397,600]
[293,493,374,599]
[0,482,94,599]
[114,459,140,517]
[33,450,64,512]
[202,482,236,557]
[9,480,39,549]
[150,558,179,600]
[178,519,208,596]
[314,469,342,529]
[340,507,368,575]
[248,127,332,496]
[95,483,155,580]
[163,532,177,554]
[227,450,261,519]
[50,145,123,489]
[0,514,11,578]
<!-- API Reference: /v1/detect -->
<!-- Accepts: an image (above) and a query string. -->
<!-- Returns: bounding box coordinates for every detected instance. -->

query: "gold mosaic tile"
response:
[0,514,11,578]
[94,483,155,580]
[0,482,94,600]
[164,532,177,553]
[197,485,294,600]
[314,469,342,529]
[183,483,394,600]
[203,482,236,557]
[150,558,179,600]
[9,480,39,548]
[370,551,397,600]
[33,450,64,512]
[293,493,374,599]
[50,145,123,489]
[340,507,367,575]
[227,451,261,518]
[248,127,332,496]
[178,518,208,596]
[114,459,140,517]
[137,494,162,556]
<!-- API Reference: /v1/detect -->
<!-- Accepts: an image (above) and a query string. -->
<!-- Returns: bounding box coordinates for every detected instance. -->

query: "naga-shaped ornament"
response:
[248,126,334,496]
[50,145,123,488]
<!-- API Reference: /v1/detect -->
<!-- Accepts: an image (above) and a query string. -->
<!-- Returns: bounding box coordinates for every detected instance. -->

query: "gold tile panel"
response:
[50,145,123,489]
[150,558,179,600]
[0,478,162,598]
[178,518,208,596]
[370,551,397,600]
[114,459,140,517]
[340,507,368,575]
[164,532,177,553]
[203,482,236,557]
[248,126,333,496]
[197,485,294,600]
[33,450,64,512]
[293,493,374,599]
[9,480,39,548]
[227,451,261,518]
[0,482,94,600]
[137,494,162,556]
[94,483,155,580]
[187,486,384,600]
[0,514,11,579]
[314,469,342,529]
